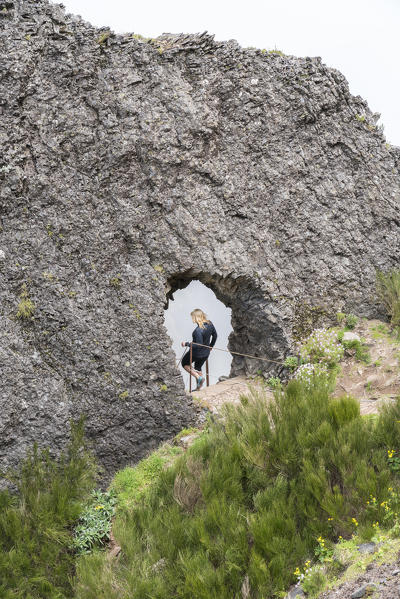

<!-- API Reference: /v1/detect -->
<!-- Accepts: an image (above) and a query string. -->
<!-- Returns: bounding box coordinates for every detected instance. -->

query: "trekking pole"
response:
[206,359,210,387]
[176,348,188,365]
[189,342,193,393]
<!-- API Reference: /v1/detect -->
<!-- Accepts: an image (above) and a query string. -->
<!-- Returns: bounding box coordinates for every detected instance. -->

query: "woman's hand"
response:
[181,341,185,347]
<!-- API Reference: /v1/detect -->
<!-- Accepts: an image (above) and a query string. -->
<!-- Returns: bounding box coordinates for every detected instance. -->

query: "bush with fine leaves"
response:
[75,382,400,599]
[0,418,97,599]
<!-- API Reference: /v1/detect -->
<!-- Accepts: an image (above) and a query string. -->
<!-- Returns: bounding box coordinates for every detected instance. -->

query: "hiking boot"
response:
[196,376,204,390]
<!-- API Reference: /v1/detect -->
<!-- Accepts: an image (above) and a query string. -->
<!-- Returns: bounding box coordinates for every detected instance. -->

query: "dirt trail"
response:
[335,319,400,407]
[190,319,400,417]
[190,376,272,414]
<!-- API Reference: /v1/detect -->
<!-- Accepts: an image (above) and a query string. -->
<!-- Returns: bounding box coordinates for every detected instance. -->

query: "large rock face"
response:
[1,0,399,476]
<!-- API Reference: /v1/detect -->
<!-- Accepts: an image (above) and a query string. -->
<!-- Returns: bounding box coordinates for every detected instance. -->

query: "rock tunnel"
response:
[164,270,290,379]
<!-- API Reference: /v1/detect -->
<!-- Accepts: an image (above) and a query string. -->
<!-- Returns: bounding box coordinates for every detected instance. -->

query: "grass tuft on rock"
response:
[74,381,400,599]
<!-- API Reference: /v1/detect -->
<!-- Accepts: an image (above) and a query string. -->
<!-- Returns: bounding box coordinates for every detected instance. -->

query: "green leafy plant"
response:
[376,269,400,327]
[345,314,358,329]
[97,31,111,44]
[301,567,327,597]
[269,48,285,56]
[73,490,117,554]
[342,338,371,364]
[284,356,298,371]
[294,362,329,387]
[267,376,282,389]
[314,536,333,563]
[388,449,400,472]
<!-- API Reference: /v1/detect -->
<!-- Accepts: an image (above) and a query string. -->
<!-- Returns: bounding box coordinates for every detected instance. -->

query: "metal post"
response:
[189,342,193,393]
[206,359,209,387]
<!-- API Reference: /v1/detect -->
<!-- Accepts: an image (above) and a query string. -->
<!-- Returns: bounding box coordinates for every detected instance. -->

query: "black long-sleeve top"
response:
[185,321,218,358]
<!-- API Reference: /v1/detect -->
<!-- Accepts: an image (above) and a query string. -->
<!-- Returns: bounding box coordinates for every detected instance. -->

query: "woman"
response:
[181,309,218,390]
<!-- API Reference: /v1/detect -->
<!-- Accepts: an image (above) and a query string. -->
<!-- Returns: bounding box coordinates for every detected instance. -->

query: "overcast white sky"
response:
[59,0,400,144]
[56,0,399,386]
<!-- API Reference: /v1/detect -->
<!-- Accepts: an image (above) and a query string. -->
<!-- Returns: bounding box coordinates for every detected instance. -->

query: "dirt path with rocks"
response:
[190,376,272,414]
[192,374,393,418]
[318,556,400,599]
[191,319,400,418]
[335,319,400,407]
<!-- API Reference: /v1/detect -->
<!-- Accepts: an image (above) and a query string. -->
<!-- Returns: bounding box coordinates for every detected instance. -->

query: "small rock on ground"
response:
[286,585,305,598]
[343,332,361,342]
[358,542,377,555]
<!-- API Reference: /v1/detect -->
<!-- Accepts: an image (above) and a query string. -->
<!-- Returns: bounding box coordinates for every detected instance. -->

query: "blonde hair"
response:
[191,309,210,329]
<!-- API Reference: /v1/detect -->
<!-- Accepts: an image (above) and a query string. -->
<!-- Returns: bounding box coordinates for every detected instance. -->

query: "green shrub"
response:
[342,338,371,364]
[109,275,121,288]
[345,314,358,329]
[284,356,298,371]
[97,31,111,44]
[328,395,360,429]
[376,269,400,327]
[336,312,346,324]
[294,362,329,387]
[0,418,97,598]
[74,383,400,599]
[299,328,344,366]
[267,376,282,389]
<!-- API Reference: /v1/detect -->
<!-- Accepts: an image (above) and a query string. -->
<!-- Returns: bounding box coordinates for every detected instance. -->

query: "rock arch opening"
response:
[164,271,289,383]
[164,280,233,388]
